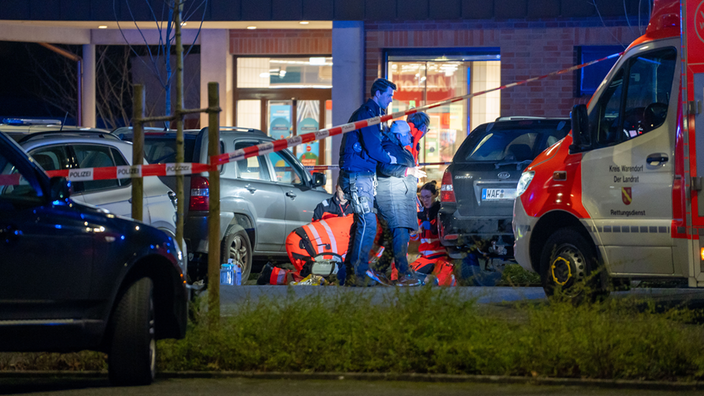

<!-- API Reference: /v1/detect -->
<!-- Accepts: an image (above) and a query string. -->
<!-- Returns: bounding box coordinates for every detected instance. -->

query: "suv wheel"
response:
[222,230,252,282]
[539,228,608,303]
[108,277,156,386]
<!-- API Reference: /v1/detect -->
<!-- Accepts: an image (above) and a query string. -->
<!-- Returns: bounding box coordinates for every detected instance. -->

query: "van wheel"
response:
[221,230,252,282]
[108,277,156,386]
[539,228,608,302]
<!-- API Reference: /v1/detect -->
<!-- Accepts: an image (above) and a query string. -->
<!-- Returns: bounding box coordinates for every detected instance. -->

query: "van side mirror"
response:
[49,176,71,200]
[311,172,326,188]
[569,104,589,153]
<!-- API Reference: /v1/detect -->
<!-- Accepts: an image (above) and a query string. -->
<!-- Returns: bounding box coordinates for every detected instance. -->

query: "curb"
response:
[1,370,702,391]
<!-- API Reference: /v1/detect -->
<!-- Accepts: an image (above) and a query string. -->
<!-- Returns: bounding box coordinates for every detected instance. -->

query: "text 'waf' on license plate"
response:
[482,188,517,200]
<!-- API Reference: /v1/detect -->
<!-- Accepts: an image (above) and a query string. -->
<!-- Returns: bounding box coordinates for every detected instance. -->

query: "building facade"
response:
[0,0,648,181]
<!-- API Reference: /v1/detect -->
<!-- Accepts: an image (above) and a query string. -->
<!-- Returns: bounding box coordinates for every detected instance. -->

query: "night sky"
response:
[0,41,82,123]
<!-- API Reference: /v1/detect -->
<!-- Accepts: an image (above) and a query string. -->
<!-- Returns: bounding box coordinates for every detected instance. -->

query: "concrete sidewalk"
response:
[211,284,704,315]
[212,285,546,315]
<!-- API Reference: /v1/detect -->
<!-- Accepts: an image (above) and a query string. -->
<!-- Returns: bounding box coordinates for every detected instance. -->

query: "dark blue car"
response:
[0,132,187,386]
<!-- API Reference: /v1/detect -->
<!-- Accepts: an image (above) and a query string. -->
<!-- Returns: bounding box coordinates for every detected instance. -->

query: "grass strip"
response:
[3,286,704,382]
[157,287,704,381]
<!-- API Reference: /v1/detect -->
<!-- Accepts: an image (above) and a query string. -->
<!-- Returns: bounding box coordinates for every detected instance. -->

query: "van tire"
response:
[108,277,156,386]
[539,228,608,302]
[221,229,253,282]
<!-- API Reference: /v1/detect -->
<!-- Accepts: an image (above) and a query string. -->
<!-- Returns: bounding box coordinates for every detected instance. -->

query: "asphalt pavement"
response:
[1,376,703,396]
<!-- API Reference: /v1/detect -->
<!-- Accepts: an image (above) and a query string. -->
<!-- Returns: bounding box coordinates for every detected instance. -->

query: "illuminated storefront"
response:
[387,50,501,182]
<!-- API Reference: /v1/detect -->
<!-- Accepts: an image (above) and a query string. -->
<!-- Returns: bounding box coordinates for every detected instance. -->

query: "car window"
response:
[29,145,72,172]
[143,136,197,163]
[456,121,569,162]
[268,151,304,186]
[234,141,270,181]
[0,151,43,205]
[72,145,120,192]
[112,148,132,187]
[590,47,676,148]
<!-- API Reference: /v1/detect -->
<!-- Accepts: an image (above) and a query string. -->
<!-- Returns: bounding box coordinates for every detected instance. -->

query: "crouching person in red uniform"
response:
[410,181,456,287]
[258,183,354,285]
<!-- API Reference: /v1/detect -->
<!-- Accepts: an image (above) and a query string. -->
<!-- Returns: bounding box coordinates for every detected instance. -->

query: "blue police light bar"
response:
[2,118,62,126]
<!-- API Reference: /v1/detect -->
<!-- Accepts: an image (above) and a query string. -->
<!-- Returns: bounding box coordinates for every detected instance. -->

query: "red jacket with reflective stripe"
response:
[417,201,445,258]
[286,214,354,271]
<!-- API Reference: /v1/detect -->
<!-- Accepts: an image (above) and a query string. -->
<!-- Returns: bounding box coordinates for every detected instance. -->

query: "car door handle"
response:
[244,184,257,193]
[646,153,668,165]
[285,191,297,199]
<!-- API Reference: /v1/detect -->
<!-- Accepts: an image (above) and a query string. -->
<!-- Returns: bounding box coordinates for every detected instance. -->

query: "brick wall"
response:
[365,17,641,117]
[229,29,332,54]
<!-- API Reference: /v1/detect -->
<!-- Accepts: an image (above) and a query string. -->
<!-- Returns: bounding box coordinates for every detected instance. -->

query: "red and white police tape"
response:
[39,51,620,183]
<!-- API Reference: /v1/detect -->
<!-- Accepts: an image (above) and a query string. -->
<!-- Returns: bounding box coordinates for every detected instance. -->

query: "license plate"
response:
[482,188,516,201]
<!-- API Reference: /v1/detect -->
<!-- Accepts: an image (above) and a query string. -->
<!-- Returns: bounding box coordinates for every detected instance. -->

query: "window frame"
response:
[588,46,677,150]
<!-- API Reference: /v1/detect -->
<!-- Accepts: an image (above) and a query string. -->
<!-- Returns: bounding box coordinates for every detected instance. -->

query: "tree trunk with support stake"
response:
[207,82,221,326]
[132,84,144,222]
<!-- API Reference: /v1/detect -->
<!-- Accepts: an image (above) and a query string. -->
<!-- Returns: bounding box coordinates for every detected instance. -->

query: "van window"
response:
[591,47,677,147]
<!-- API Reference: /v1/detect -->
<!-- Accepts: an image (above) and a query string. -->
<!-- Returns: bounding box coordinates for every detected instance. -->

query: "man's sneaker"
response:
[395,274,422,287]
[366,269,391,286]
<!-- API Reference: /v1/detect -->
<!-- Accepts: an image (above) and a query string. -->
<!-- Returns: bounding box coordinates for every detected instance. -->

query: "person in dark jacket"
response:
[312,182,353,221]
[338,78,398,286]
[372,120,426,285]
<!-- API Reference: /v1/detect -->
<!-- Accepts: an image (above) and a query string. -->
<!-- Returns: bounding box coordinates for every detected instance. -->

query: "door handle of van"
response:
[244,184,257,193]
[285,191,297,199]
[647,153,668,166]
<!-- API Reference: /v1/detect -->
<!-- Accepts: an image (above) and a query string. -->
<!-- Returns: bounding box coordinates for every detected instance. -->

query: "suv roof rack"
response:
[16,130,120,144]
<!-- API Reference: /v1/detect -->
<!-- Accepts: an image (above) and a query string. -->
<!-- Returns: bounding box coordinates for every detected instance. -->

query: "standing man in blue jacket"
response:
[338,78,398,286]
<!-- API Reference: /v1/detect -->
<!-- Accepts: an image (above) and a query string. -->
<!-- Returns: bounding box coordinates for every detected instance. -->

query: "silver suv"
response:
[115,126,331,282]
[1,124,180,242]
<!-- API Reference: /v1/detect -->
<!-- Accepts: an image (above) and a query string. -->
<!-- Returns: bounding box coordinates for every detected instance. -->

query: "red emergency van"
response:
[513,0,704,298]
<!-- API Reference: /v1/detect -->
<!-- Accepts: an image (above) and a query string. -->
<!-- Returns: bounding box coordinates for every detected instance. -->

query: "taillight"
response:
[440,169,455,202]
[189,176,209,211]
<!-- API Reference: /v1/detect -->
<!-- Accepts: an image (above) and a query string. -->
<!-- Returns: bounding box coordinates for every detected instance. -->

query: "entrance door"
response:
[235,92,330,161]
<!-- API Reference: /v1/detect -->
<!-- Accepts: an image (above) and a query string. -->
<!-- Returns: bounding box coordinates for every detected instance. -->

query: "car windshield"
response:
[455,121,569,162]
[143,136,197,164]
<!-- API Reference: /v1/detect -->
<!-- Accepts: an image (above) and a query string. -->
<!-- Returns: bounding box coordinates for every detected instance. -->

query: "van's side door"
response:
[580,44,678,275]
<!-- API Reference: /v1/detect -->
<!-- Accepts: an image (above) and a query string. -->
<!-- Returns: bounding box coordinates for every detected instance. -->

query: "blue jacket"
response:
[339,99,392,173]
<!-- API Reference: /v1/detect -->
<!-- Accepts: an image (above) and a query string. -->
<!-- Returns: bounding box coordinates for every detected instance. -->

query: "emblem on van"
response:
[497,172,510,179]
[622,187,632,205]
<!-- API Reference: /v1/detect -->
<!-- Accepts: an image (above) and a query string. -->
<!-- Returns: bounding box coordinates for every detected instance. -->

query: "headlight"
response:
[516,171,535,196]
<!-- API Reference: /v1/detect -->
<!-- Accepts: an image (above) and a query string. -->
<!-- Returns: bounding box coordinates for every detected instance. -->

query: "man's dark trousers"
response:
[338,170,376,285]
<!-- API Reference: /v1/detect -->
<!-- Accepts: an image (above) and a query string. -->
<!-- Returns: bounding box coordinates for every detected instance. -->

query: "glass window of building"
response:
[387,50,501,183]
